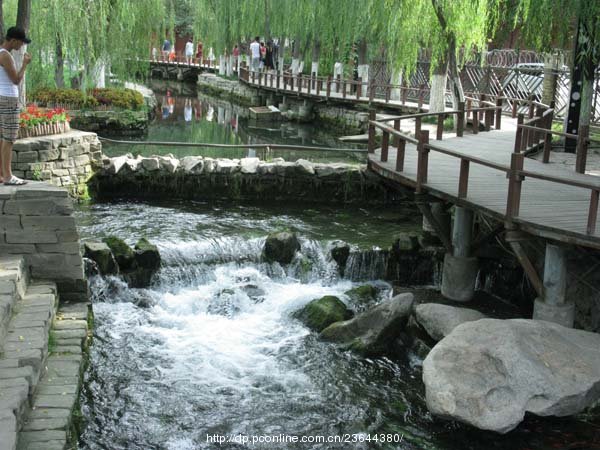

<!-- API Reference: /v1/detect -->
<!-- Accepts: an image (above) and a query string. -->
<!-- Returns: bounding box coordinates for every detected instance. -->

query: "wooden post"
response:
[484,108,492,131]
[416,130,430,192]
[457,101,465,137]
[512,100,518,118]
[367,109,376,154]
[368,80,374,103]
[479,93,486,121]
[290,75,294,91]
[396,139,406,172]
[472,108,479,134]
[575,124,590,174]
[506,152,525,219]
[436,114,444,140]
[495,97,503,129]
[298,75,302,95]
[357,77,362,99]
[385,85,390,103]
[415,117,422,139]
[276,73,280,90]
[588,189,599,235]
[326,76,331,99]
[514,114,524,153]
[393,118,401,148]
[418,84,424,109]
[401,87,407,105]
[458,159,470,198]
[528,96,534,119]
[316,78,321,96]
[342,79,347,99]
[542,110,554,163]
[381,130,389,162]
[336,74,341,93]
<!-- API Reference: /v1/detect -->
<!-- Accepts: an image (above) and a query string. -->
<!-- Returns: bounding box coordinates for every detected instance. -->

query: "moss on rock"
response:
[293,295,354,332]
[344,284,378,304]
[103,236,136,271]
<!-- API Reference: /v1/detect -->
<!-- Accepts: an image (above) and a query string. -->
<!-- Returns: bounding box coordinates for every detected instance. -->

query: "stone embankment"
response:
[13,131,102,195]
[0,183,89,449]
[90,154,400,204]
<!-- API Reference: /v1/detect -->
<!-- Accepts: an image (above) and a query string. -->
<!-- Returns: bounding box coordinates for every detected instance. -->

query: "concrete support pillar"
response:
[279,96,288,112]
[441,207,478,302]
[533,243,574,327]
[422,202,450,234]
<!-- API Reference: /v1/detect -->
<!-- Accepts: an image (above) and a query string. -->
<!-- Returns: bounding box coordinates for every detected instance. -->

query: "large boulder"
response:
[330,242,350,274]
[83,241,118,275]
[263,232,300,265]
[415,303,487,341]
[293,296,353,332]
[320,293,414,356]
[423,319,600,433]
[103,236,137,271]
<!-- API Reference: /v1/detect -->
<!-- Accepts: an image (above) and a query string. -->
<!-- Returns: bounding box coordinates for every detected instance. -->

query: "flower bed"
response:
[19,105,71,139]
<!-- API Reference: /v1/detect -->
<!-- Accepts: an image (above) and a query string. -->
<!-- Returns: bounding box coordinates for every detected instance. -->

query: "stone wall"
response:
[0,182,86,302]
[197,73,260,106]
[13,130,102,195]
[89,155,403,204]
[69,110,149,137]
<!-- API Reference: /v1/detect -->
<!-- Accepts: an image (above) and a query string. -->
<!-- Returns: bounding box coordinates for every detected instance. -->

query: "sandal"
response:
[4,175,27,185]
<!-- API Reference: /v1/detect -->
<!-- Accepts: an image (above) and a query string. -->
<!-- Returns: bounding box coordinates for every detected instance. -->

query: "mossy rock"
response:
[344,284,378,304]
[293,295,354,332]
[83,241,118,275]
[134,237,161,270]
[103,236,136,271]
[263,232,300,265]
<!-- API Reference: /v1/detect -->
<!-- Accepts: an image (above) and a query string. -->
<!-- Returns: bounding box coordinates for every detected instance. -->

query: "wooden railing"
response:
[368,113,600,236]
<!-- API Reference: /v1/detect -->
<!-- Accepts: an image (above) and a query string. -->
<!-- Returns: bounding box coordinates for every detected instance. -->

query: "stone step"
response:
[0,281,57,450]
[16,301,89,450]
[0,257,28,352]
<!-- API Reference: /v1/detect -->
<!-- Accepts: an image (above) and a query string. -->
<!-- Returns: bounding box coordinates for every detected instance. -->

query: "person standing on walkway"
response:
[265,40,275,71]
[0,27,31,185]
[185,38,194,65]
[250,36,261,72]
[196,41,203,65]
[162,38,171,60]
[259,41,266,71]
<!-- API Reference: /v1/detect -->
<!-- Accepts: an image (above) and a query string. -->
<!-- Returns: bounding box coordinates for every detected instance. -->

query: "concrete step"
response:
[0,280,57,450]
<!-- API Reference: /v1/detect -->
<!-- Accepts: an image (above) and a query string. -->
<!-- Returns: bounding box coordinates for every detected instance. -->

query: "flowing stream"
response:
[76,200,599,450]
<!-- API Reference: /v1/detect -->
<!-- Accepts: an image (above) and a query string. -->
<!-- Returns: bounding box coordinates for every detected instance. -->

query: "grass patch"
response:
[48,331,57,354]
[422,115,455,131]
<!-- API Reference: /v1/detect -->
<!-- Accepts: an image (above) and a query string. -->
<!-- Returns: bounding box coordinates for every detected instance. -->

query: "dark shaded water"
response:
[102,80,366,163]
[77,200,600,450]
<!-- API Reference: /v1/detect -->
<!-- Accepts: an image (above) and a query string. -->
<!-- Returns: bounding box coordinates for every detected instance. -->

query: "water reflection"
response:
[103,80,366,162]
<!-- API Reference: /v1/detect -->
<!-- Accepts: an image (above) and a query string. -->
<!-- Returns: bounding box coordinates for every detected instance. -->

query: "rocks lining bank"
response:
[89,155,402,204]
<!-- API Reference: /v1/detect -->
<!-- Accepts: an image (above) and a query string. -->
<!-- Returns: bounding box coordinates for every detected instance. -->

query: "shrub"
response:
[29,87,144,110]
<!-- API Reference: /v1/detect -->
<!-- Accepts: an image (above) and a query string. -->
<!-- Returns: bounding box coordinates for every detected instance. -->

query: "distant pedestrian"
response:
[259,41,266,71]
[0,26,32,185]
[265,40,274,71]
[162,38,171,60]
[249,36,260,72]
[196,41,203,65]
[185,38,194,65]
[151,47,158,61]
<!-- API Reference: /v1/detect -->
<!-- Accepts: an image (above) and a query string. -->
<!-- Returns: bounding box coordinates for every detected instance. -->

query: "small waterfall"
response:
[343,249,389,281]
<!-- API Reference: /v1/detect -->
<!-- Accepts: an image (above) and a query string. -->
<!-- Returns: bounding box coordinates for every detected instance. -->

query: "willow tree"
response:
[378,0,497,112]
[512,0,600,149]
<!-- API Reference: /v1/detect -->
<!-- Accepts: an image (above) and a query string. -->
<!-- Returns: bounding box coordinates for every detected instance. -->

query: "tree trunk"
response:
[446,35,464,109]
[429,55,448,113]
[15,0,31,108]
[357,39,369,96]
[264,0,270,40]
[55,34,65,88]
[311,40,320,79]
[291,37,301,75]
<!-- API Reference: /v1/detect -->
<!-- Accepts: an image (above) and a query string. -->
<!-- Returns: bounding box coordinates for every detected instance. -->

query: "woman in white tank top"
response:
[0,26,31,185]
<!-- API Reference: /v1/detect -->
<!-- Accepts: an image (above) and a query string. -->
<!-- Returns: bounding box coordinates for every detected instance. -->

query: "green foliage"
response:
[29,88,143,110]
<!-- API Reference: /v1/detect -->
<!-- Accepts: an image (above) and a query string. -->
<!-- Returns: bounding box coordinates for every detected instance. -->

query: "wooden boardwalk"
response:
[369,117,600,250]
